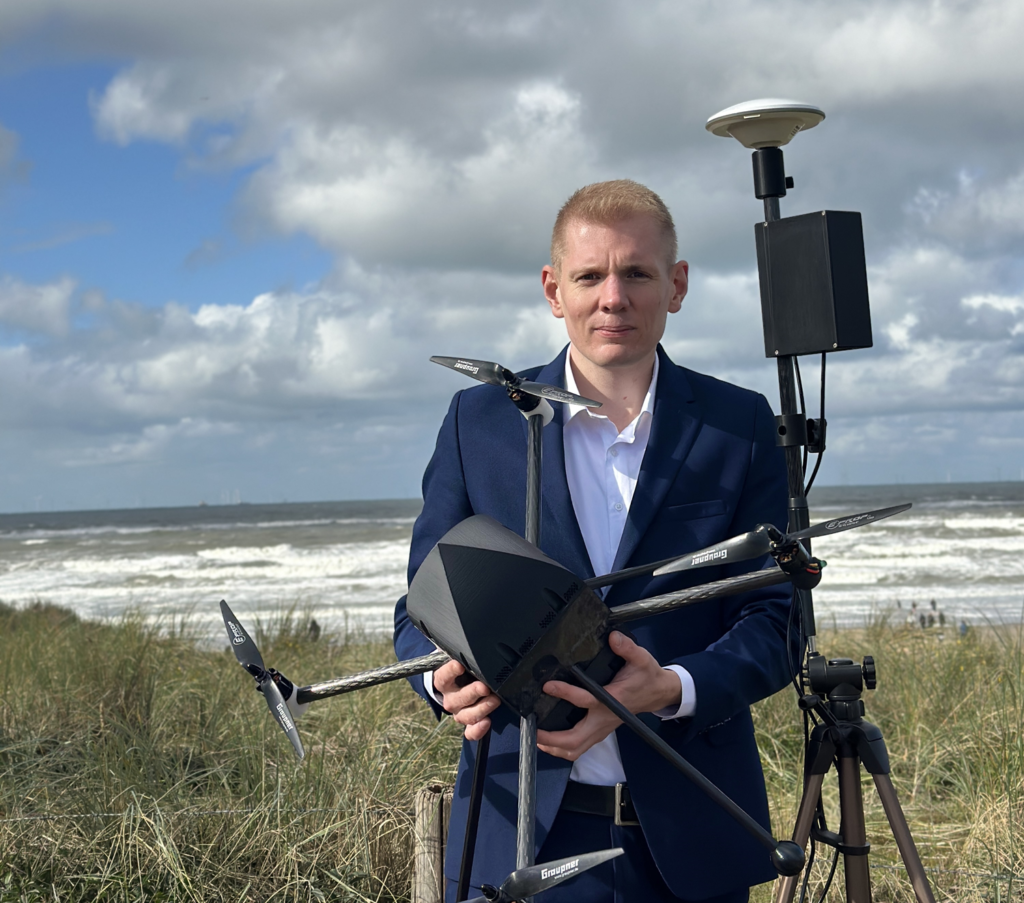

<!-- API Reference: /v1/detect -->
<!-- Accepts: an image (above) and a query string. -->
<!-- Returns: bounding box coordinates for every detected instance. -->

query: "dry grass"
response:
[0,602,461,902]
[2,603,1023,900]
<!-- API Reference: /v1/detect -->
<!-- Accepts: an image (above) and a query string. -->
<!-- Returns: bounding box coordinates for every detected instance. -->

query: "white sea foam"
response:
[0,492,1021,635]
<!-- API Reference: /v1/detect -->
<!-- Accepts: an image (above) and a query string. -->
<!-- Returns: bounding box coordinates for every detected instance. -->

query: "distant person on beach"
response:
[394,180,795,902]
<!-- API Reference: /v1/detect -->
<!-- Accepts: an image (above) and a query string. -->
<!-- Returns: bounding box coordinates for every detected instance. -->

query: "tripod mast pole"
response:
[755,148,817,652]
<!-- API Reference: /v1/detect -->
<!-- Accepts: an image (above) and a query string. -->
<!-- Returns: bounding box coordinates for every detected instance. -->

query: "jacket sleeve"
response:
[666,394,799,739]
[393,390,474,717]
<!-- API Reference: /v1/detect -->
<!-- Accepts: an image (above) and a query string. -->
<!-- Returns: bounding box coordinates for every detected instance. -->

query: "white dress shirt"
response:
[425,349,696,785]
[562,351,695,785]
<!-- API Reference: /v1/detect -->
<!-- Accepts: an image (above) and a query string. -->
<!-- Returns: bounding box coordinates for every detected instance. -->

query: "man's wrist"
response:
[423,669,444,707]
[654,665,696,720]
[657,666,682,710]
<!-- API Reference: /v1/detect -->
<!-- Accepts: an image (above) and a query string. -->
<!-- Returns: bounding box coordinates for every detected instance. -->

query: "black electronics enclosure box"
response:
[754,210,873,357]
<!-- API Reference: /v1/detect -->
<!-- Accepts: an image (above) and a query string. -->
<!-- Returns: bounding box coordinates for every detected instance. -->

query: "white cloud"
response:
[0,265,552,433]
[241,82,597,268]
[61,418,239,467]
[3,0,1024,505]
[0,0,1018,291]
[906,167,1024,254]
[0,276,75,336]
[0,121,30,193]
[964,292,1024,316]
[92,66,194,145]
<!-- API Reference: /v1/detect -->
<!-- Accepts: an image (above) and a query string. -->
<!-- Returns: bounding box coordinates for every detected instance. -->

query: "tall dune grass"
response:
[1,602,1022,901]
[0,602,461,901]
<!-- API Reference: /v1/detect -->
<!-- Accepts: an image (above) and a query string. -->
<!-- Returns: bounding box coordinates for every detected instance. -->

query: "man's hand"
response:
[433,659,500,741]
[536,631,682,761]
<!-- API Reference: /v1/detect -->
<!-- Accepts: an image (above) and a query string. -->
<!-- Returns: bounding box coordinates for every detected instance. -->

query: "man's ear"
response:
[541,265,564,319]
[668,260,689,314]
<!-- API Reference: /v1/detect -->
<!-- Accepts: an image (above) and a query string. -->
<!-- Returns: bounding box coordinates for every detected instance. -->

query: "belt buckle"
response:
[614,783,639,827]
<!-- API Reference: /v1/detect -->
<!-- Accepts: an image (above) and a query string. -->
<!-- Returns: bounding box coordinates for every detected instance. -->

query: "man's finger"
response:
[537,711,621,761]
[536,724,591,760]
[609,630,646,664]
[432,659,466,694]
[441,680,492,714]
[536,725,586,749]
[542,679,597,708]
[453,693,501,726]
[536,740,582,761]
[464,718,491,742]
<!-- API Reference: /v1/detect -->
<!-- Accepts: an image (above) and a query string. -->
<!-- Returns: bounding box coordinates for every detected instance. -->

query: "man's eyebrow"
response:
[568,260,657,276]
[566,264,604,278]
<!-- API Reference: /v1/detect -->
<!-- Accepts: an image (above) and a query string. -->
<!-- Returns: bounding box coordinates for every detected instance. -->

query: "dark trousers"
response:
[447,807,751,903]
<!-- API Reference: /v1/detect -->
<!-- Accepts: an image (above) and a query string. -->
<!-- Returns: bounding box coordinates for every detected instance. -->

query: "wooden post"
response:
[412,782,454,903]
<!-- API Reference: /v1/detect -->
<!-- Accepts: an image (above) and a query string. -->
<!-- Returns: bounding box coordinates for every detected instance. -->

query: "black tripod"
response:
[708,102,938,902]
[776,657,934,903]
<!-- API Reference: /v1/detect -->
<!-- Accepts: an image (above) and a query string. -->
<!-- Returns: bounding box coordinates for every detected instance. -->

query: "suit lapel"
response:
[525,348,595,581]
[609,346,703,574]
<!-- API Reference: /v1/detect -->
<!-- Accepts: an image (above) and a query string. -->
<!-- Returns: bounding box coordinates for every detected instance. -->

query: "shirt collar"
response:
[563,348,659,429]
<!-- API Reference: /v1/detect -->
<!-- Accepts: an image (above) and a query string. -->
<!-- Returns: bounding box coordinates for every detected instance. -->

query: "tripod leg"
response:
[837,757,872,903]
[872,774,937,903]
[774,773,825,903]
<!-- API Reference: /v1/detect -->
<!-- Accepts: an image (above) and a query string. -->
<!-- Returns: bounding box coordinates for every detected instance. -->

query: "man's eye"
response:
[628,269,651,279]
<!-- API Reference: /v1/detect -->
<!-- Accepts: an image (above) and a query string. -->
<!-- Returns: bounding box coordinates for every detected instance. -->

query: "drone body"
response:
[406,515,623,732]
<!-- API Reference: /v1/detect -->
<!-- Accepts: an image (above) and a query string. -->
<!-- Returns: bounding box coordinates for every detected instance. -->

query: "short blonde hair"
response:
[550,180,678,270]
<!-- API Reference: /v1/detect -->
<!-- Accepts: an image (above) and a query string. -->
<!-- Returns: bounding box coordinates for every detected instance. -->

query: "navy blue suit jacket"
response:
[394,345,794,899]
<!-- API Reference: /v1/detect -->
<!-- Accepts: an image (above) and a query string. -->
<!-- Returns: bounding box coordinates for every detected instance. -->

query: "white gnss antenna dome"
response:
[706,99,825,149]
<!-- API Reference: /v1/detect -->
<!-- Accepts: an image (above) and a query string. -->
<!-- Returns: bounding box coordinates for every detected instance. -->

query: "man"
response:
[394,180,794,902]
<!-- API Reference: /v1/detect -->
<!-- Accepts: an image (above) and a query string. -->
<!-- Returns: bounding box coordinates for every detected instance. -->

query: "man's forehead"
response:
[563,217,673,264]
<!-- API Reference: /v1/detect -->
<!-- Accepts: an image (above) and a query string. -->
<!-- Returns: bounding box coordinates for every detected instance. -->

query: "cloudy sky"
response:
[1,0,1022,512]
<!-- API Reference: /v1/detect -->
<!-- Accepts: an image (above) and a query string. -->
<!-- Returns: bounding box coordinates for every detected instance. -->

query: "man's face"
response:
[541,216,688,373]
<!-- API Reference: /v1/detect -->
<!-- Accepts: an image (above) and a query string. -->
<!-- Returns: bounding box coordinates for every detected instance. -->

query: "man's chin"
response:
[587,346,655,370]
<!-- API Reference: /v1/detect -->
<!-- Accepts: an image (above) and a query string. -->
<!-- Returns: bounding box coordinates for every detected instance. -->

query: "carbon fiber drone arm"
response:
[295,649,451,705]
[608,566,789,624]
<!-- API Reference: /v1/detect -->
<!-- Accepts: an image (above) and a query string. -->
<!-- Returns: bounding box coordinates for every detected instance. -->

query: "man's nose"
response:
[600,275,629,310]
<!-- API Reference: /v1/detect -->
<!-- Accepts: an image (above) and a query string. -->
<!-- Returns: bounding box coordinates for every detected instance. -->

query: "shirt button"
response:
[609,448,619,457]
[614,502,623,511]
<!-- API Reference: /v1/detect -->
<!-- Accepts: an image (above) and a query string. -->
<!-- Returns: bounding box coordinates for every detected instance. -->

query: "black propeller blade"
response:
[650,527,772,578]
[652,503,912,578]
[220,600,305,761]
[790,502,913,541]
[464,847,624,903]
[431,355,601,408]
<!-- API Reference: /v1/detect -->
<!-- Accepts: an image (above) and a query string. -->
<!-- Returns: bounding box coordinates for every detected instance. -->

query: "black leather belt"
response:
[561,780,640,826]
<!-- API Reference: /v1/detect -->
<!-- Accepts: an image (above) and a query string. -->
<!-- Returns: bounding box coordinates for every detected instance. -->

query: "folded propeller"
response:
[220,600,305,760]
[652,502,912,580]
[464,847,623,902]
[430,356,601,410]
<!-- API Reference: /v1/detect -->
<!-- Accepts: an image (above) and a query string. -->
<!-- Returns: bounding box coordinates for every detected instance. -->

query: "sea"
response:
[0,483,1022,639]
